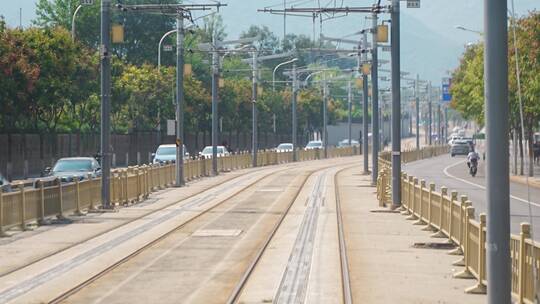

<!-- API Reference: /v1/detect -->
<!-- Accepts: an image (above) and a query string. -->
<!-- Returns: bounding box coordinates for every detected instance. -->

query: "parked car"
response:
[276,143,294,152]
[199,146,230,158]
[152,144,189,164]
[0,173,12,192]
[45,157,101,182]
[450,140,471,157]
[305,140,323,150]
[337,139,360,148]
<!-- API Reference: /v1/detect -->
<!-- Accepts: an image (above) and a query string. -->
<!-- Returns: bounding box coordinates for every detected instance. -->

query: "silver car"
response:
[450,140,471,157]
[276,143,293,152]
[152,144,189,164]
[46,157,102,182]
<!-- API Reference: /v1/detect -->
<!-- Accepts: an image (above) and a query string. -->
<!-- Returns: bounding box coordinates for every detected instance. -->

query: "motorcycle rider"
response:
[467,146,480,169]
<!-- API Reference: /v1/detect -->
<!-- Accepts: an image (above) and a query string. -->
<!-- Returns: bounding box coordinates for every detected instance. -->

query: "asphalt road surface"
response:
[404,153,540,238]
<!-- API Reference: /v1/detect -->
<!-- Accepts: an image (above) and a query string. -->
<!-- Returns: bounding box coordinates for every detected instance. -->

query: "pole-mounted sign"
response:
[406,0,420,8]
[442,77,452,103]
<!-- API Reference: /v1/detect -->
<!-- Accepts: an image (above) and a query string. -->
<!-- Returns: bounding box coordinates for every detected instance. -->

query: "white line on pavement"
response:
[442,160,539,207]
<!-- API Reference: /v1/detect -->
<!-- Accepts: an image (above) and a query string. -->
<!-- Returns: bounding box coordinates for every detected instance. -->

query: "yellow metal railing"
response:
[377,145,540,302]
[0,147,359,236]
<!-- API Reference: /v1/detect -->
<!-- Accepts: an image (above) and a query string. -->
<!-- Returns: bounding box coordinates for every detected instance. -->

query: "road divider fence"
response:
[0,147,359,237]
[377,146,538,302]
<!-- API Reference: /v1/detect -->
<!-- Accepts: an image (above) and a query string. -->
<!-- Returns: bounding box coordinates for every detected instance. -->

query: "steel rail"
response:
[226,162,357,304]
[48,167,289,304]
[335,166,354,304]
[0,167,267,280]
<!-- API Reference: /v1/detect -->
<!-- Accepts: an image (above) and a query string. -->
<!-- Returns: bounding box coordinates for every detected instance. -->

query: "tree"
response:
[0,25,40,132]
[34,0,178,65]
[450,11,540,176]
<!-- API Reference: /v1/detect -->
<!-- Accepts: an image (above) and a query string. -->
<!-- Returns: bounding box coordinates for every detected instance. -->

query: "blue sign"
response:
[442,78,452,103]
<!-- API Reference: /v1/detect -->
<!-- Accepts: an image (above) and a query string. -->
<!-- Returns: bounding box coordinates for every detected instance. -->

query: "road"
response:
[404,153,540,237]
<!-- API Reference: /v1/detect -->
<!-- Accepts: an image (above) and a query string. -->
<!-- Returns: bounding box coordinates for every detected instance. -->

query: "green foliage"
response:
[1,12,352,139]
[450,11,540,136]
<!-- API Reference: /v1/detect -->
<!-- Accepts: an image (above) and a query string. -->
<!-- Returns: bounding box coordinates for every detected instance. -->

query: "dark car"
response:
[46,157,101,182]
[0,173,11,192]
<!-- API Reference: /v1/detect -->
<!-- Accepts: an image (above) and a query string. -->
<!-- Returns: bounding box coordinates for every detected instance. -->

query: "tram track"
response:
[226,164,355,304]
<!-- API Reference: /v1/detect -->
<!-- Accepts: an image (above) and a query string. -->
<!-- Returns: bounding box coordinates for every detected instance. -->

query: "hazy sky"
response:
[2,0,538,83]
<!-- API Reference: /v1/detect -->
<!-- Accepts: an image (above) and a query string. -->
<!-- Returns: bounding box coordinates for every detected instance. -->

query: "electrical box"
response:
[112,25,124,44]
[377,25,389,43]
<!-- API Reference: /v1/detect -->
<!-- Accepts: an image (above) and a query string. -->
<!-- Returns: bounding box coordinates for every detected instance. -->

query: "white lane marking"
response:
[442,159,539,207]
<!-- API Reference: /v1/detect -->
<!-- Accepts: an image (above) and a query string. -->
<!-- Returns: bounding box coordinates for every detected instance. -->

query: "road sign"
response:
[167,120,175,136]
[407,0,420,8]
[442,77,452,103]
[164,45,173,52]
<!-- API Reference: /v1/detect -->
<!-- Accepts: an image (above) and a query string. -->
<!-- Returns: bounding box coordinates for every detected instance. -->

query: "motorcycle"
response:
[469,158,478,177]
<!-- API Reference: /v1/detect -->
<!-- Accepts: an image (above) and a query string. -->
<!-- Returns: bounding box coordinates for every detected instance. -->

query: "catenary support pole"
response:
[428,82,432,146]
[437,103,441,145]
[415,74,420,151]
[485,0,510,302]
[100,0,111,208]
[348,81,352,146]
[211,33,219,175]
[252,52,258,167]
[390,0,401,207]
[292,63,298,161]
[371,11,379,185]
[323,75,328,158]
[175,15,185,186]
[362,31,369,174]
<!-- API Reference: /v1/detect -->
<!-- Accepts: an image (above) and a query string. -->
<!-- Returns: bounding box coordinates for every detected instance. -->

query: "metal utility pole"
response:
[211,33,219,175]
[362,32,369,174]
[323,75,328,158]
[428,82,432,146]
[437,103,441,145]
[371,11,379,185]
[292,63,298,161]
[485,0,510,302]
[444,106,448,143]
[175,16,185,187]
[100,0,111,209]
[390,0,401,208]
[415,74,420,151]
[348,81,352,146]
[251,52,258,167]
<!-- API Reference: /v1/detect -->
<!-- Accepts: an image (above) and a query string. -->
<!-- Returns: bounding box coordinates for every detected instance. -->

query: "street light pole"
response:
[71,5,83,42]
[251,51,258,167]
[292,63,298,161]
[485,0,510,301]
[371,11,379,185]
[390,0,401,208]
[100,0,111,209]
[362,31,369,175]
[175,15,185,187]
[158,29,177,68]
[211,33,219,175]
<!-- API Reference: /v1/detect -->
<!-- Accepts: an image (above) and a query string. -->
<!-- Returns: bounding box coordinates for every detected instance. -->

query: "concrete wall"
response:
[327,117,412,147]
[0,131,308,180]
